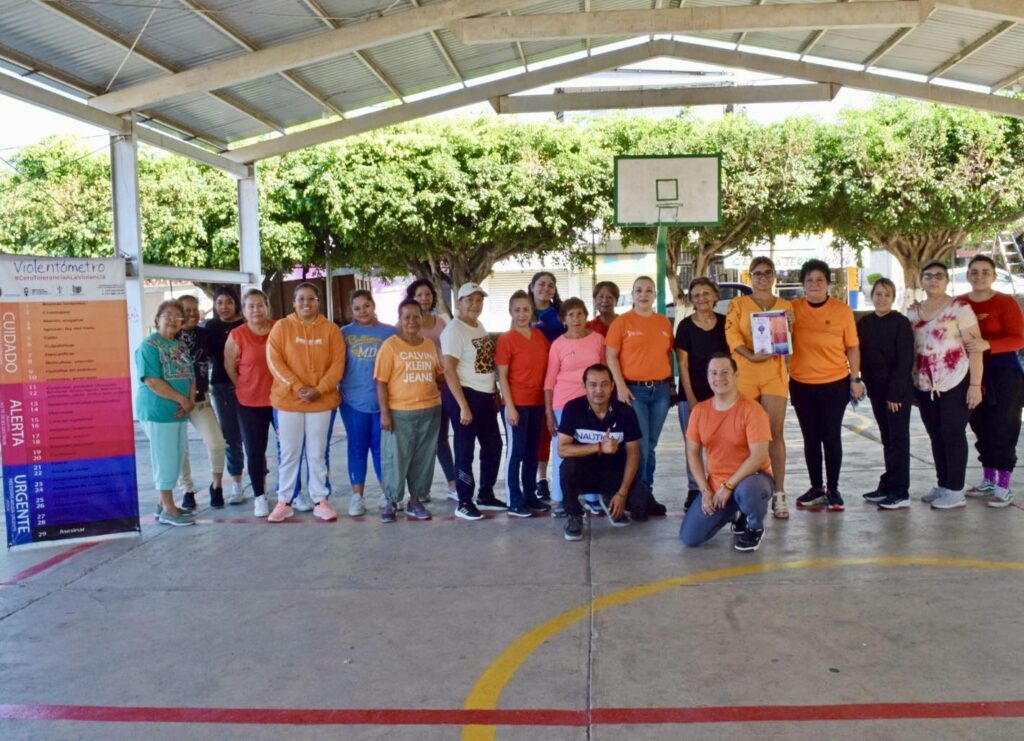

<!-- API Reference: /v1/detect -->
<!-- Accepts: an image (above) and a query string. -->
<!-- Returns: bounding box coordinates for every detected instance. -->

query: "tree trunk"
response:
[878,230,967,305]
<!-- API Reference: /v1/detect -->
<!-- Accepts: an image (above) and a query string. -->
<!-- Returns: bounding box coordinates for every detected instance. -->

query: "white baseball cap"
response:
[457,282,488,300]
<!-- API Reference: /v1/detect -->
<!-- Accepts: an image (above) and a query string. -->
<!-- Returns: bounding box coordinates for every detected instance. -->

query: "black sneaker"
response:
[455,503,484,521]
[475,494,507,511]
[795,487,827,508]
[564,514,583,541]
[524,498,552,514]
[732,512,747,535]
[826,489,845,512]
[209,484,225,508]
[507,505,533,518]
[180,491,196,511]
[878,494,911,510]
[648,499,667,517]
[734,528,764,552]
[862,489,887,503]
[536,479,551,502]
[683,489,700,512]
[552,503,567,518]
[597,496,631,526]
[582,497,605,516]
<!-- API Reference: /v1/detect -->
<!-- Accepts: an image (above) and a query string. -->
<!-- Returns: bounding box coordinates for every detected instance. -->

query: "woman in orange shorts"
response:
[725,256,792,519]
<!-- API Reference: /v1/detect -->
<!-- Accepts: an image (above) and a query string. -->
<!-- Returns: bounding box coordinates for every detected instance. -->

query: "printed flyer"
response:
[1,255,139,548]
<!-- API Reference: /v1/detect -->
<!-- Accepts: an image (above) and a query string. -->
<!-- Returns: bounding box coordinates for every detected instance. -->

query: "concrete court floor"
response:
[2,403,1024,741]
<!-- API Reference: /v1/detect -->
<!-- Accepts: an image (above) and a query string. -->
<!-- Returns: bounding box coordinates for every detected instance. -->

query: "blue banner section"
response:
[4,455,139,548]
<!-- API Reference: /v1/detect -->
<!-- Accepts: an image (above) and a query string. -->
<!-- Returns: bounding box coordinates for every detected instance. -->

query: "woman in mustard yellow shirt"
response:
[725,256,792,519]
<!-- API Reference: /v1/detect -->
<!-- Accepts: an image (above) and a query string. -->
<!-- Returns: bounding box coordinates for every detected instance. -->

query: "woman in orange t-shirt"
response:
[606,275,672,503]
[789,260,864,512]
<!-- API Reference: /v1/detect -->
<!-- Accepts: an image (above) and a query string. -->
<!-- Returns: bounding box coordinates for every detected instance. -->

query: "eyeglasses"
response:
[750,270,774,278]
[921,272,947,281]
[159,313,184,321]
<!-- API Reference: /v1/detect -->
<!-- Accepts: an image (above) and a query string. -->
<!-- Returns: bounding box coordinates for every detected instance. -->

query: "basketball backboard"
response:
[614,155,722,227]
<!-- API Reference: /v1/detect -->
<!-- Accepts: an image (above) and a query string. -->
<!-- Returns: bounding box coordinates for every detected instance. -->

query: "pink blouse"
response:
[543,331,606,411]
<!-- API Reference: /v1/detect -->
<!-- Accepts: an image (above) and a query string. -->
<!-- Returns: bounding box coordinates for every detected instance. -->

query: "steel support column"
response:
[238,166,262,289]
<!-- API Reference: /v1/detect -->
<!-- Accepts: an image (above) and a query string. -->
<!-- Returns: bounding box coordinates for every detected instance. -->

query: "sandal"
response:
[772,492,790,519]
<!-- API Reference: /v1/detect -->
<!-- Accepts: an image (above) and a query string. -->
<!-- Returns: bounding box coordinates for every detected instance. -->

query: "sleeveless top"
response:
[231,321,275,407]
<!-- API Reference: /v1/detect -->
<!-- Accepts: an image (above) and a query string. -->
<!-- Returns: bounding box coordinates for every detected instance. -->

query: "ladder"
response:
[995,230,1024,294]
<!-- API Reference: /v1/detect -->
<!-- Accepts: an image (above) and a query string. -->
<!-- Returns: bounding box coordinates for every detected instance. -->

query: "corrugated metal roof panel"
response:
[198,0,329,48]
[523,40,590,67]
[149,93,268,143]
[733,30,813,55]
[945,27,1024,88]
[436,27,522,78]
[221,75,327,129]
[813,28,900,66]
[361,33,457,97]
[295,53,395,111]
[883,9,1002,77]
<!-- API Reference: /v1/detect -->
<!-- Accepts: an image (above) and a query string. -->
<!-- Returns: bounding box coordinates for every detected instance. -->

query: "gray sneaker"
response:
[157,510,196,527]
[921,486,944,503]
[348,494,366,517]
[987,487,1014,508]
[965,480,996,498]
[931,488,967,510]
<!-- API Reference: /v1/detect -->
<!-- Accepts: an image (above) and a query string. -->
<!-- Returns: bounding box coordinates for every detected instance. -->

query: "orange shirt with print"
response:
[789,297,859,384]
[686,395,772,492]
[373,335,442,411]
[605,310,673,381]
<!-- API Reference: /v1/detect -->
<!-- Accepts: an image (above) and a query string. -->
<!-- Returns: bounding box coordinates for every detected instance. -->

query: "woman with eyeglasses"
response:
[135,300,195,526]
[790,259,863,512]
[404,278,457,501]
[908,261,984,509]
[724,256,793,519]
[605,276,671,510]
[266,283,346,523]
[676,277,728,511]
[175,295,227,512]
[960,255,1023,508]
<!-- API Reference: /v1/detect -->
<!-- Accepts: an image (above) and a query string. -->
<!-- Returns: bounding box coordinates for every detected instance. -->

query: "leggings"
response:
[441,385,502,506]
[789,376,849,491]
[339,402,382,487]
[436,402,456,483]
[237,403,274,496]
[916,376,970,491]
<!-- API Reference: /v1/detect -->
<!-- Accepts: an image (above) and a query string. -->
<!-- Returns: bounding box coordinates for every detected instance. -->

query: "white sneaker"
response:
[227,482,245,505]
[921,486,944,503]
[446,490,459,502]
[348,493,366,517]
[931,488,967,510]
[253,494,269,518]
[293,491,315,512]
[987,487,1014,508]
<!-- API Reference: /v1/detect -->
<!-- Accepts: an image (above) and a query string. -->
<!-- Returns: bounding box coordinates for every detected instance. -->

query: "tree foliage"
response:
[816,98,1024,290]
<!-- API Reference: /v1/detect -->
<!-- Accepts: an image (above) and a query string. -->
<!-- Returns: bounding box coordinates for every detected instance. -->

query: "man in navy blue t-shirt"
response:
[557,364,663,541]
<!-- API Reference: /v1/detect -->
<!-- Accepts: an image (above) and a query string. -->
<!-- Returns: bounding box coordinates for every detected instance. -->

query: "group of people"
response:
[134,254,1024,553]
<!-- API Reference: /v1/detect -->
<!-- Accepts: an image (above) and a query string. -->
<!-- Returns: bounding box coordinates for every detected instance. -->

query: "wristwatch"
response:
[851,377,862,383]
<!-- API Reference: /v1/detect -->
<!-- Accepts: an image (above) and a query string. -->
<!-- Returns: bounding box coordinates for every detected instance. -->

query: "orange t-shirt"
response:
[686,395,772,492]
[789,298,859,384]
[604,310,673,381]
[373,335,442,411]
[495,328,549,406]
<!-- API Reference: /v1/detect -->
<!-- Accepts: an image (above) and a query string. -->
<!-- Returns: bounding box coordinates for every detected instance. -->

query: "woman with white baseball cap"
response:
[440,282,505,521]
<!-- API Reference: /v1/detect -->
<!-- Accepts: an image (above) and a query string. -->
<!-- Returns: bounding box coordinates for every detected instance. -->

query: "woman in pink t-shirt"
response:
[907,260,984,510]
[543,297,605,515]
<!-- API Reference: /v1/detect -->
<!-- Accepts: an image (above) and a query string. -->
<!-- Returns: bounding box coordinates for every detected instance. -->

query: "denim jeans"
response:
[680,471,774,547]
[502,405,543,509]
[676,399,698,491]
[627,380,671,491]
[210,382,244,477]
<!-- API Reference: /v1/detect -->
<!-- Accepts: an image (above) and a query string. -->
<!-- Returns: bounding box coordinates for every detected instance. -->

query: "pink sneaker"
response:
[267,502,293,523]
[313,500,338,522]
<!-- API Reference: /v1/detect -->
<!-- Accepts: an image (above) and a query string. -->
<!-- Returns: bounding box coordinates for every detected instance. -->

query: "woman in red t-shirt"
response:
[497,291,552,517]
[962,255,1024,507]
[224,289,276,518]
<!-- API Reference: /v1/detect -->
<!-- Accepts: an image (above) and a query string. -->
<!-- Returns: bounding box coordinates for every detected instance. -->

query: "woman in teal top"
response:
[135,299,196,527]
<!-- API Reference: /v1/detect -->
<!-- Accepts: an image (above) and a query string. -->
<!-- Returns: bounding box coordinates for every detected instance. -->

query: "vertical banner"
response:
[1,256,139,548]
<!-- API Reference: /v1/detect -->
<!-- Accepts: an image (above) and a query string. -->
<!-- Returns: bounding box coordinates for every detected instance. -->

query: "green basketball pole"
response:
[656,224,667,315]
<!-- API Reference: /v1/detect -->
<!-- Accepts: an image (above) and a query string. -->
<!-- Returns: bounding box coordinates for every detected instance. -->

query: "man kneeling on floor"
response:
[681,353,774,553]
[558,363,663,541]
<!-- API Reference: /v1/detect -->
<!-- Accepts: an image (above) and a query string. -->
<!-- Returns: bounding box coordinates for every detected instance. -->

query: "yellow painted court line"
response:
[461,556,1024,740]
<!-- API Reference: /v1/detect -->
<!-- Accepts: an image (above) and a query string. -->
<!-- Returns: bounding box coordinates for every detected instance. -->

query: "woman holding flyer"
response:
[789,259,864,512]
[725,256,793,519]
[675,277,728,511]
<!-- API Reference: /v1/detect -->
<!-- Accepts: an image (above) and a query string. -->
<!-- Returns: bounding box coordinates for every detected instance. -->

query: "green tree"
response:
[817,98,1024,292]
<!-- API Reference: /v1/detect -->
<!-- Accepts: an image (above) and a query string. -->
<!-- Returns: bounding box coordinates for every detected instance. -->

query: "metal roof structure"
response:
[2,0,1024,172]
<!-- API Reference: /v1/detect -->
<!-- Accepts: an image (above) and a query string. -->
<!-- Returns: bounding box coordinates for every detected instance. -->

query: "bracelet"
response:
[970,384,982,387]
[722,480,735,491]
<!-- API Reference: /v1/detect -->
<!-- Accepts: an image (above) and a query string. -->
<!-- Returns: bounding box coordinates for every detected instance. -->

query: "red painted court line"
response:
[3,701,1024,726]
[0,542,98,586]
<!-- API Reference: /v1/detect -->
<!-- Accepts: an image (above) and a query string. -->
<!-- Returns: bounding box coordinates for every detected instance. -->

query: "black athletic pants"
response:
[237,403,274,496]
[969,358,1024,472]
[789,377,849,492]
[915,376,970,492]
[559,456,654,520]
[866,387,911,497]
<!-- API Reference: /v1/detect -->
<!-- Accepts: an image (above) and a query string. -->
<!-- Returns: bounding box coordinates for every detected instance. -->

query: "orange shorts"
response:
[735,356,789,399]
